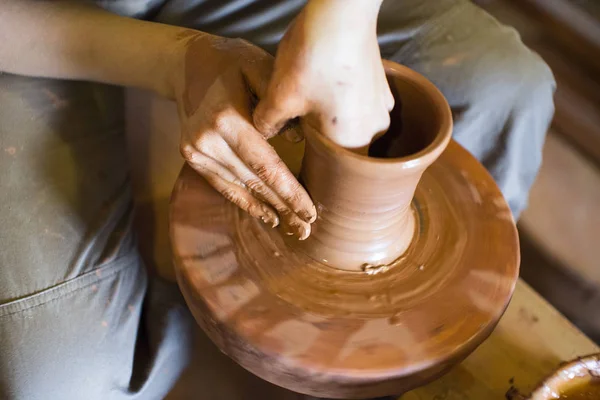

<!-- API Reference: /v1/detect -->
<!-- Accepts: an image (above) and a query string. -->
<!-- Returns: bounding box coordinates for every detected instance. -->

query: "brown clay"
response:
[169,60,520,398]
[507,353,600,400]
[289,61,452,271]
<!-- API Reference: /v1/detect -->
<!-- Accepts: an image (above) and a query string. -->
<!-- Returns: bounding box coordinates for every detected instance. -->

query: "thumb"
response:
[241,53,273,100]
[242,57,305,139]
[253,93,304,139]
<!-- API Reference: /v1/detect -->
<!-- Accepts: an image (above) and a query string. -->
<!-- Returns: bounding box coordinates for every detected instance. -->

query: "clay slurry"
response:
[559,379,600,399]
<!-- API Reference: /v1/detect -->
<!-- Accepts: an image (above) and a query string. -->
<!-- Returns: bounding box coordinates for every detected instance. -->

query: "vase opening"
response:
[294,61,453,272]
[369,75,445,160]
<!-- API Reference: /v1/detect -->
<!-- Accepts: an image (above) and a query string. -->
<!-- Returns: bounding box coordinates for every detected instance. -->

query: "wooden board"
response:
[167,279,599,399]
[521,133,600,289]
[403,280,599,399]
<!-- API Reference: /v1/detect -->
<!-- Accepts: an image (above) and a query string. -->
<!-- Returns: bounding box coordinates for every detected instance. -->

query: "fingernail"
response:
[260,205,279,228]
[299,205,317,224]
[292,222,310,241]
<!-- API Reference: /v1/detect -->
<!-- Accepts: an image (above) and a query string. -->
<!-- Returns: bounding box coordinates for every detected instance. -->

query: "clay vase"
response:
[506,353,600,400]
[170,60,519,399]
[290,60,451,271]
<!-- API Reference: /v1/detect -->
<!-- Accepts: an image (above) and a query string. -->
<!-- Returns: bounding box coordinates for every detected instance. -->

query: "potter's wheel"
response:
[170,140,519,399]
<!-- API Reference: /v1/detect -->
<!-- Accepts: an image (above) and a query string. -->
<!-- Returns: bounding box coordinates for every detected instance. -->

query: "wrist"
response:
[304,0,382,37]
[307,0,383,17]
[156,29,201,100]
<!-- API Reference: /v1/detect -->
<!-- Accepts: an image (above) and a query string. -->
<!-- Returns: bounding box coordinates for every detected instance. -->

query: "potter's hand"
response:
[253,0,394,152]
[174,33,316,239]
[0,4,318,237]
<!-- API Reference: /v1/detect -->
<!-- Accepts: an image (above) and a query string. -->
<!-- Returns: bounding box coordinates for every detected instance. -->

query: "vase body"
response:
[293,60,453,271]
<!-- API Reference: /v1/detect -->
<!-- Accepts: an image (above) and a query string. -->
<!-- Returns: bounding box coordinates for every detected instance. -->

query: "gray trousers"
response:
[0,1,555,399]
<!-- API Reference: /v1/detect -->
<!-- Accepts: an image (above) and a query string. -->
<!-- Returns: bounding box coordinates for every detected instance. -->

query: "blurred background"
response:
[474,0,600,344]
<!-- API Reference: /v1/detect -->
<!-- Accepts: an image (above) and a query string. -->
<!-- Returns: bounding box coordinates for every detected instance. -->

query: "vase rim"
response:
[303,60,453,170]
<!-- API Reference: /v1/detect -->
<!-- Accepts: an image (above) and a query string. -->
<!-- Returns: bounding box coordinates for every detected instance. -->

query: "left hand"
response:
[172,33,316,239]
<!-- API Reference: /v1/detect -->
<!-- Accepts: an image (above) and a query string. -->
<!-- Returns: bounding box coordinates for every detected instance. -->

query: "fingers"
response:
[181,114,316,239]
[211,140,313,239]
[206,174,280,227]
[180,64,315,239]
[181,146,279,227]
[223,122,316,222]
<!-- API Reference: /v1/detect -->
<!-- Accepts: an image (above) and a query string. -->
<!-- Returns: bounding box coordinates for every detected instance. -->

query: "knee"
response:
[474,38,556,156]
[0,257,148,400]
[456,39,556,218]
[469,34,556,118]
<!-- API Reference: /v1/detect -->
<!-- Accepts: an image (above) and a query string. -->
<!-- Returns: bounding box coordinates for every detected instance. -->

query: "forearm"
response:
[302,0,383,52]
[0,0,191,98]
[305,0,384,27]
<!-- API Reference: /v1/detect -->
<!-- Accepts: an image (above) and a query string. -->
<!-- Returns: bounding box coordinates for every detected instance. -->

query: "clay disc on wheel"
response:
[170,140,519,399]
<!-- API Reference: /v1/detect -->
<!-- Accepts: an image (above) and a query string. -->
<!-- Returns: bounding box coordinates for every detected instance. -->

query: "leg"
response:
[377,0,556,219]
[0,74,192,399]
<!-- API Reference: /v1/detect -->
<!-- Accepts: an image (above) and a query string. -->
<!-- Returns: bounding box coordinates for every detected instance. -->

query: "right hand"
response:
[171,32,316,239]
[253,0,393,153]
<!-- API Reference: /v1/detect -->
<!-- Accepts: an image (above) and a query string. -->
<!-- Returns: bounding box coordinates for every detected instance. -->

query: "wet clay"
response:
[170,61,520,398]
[289,61,451,271]
[559,380,600,399]
[509,354,600,400]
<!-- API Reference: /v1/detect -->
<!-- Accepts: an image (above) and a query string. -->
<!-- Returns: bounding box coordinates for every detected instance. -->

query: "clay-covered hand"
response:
[173,32,316,239]
[253,0,394,152]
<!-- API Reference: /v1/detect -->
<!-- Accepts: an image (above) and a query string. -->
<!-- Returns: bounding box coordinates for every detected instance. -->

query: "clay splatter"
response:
[42,88,68,109]
[44,228,65,240]
[4,147,16,156]
[442,52,467,66]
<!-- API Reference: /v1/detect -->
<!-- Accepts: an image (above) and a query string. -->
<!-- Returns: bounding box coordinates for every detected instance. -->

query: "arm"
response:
[0,0,391,238]
[0,1,183,98]
[0,0,316,238]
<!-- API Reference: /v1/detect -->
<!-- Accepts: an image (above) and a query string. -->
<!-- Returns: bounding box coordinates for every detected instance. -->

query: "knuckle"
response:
[194,136,212,154]
[180,144,195,161]
[286,188,305,206]
[180,145,207,166]
[224,189,251,211]
[220,188,238,203]
[212,108,234,132]
[250,158,283,184]
[244,178,265,195]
